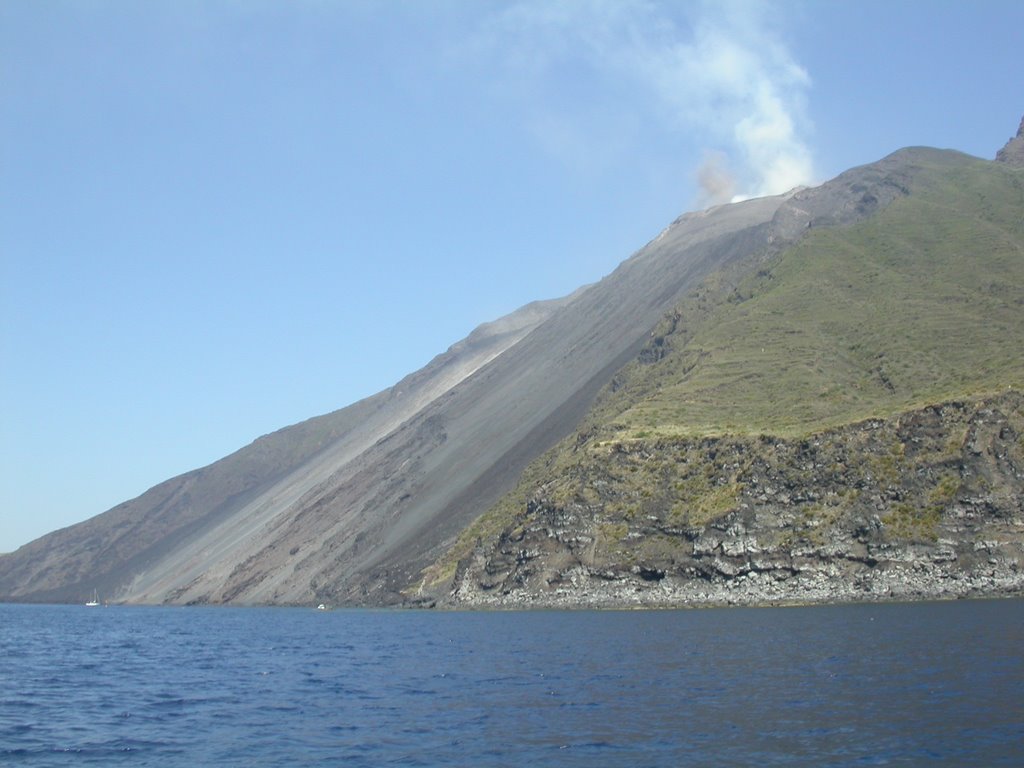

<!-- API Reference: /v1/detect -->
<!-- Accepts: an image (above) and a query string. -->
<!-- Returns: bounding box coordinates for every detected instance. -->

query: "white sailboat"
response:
[85,590,99,607]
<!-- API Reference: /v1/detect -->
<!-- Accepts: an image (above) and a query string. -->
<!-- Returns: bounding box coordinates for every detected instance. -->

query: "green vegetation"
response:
[593,156,1024,439]
[669,476,743,526]
[928,472,960,506]
[416,440,585,591]
[883,502,942,542]
[422,153,1024,590]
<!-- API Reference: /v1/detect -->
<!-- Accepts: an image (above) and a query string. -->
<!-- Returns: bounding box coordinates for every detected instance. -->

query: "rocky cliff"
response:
[421,128,1024,608]
[445,393,1024,607]
[996,115,1024,167]
[0,189,803,605]
[3,117,1023,609]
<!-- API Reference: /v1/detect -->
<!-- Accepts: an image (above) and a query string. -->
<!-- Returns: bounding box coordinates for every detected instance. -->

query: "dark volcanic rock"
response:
[995,114,1024,167]
[4,125,1022,609]
[448,393,1024,608]
[1,193,797,606]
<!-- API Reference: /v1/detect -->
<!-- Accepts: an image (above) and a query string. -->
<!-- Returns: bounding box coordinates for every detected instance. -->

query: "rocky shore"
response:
[444,392,1024,608]
[448,546,1024,609]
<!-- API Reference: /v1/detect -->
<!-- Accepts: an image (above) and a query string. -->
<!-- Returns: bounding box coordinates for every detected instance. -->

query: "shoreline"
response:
[442,561,1024,611]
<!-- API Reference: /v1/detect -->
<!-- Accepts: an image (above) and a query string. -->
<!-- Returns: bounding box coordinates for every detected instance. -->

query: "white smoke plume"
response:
[477,0,816,203]
[695,150,738,207]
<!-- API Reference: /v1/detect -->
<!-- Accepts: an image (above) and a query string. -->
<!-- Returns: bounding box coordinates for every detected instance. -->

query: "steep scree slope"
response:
[433,148,1024,607]
[5,139,1015,607]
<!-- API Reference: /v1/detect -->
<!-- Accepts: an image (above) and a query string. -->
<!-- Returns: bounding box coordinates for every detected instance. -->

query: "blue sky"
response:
[1,0,1021,553]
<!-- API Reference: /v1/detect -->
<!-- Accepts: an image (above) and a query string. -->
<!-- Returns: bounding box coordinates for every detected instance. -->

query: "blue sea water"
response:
[1,599,1022,767]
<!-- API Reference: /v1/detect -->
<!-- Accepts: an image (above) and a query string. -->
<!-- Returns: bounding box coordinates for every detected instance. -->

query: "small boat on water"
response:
[85,590,100,607]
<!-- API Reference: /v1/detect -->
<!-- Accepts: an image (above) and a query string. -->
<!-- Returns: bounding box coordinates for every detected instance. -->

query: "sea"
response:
[1,599,1022,767]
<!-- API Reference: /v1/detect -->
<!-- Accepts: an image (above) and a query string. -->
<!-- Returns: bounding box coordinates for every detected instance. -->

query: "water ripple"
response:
[1,600,1022,766]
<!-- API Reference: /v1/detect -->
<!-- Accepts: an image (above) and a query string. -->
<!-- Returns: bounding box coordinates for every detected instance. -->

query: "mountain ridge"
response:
[3,120,1023,607]
[426,144,1024,607]
[0,295,572,602]
[996,115,1024,166]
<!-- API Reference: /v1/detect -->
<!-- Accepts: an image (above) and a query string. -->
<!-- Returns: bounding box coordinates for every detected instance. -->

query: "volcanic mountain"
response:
[2,119,1023,607]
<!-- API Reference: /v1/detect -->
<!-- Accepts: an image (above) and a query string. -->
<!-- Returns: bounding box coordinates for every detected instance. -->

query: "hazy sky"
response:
[2,0,1021,552]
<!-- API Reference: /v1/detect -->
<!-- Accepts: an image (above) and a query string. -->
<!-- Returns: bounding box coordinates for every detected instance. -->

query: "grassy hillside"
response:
[418,152,1024,595]
[605,154,1024,438]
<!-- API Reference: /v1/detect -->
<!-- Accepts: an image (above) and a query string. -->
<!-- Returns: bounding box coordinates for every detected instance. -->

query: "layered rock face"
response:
[0,191,800,606]
[3,117,1022,609]
[995,115,1024,166]
[426,137,1024,609]
[450,393,1024,607]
